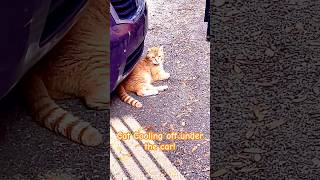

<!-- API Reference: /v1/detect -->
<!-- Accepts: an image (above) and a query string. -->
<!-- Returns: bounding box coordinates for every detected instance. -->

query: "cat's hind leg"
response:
[23,72,103,146]
[136,85,159,96]
[84,88,110,110]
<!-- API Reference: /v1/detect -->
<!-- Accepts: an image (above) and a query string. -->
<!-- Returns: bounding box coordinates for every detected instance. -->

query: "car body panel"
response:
[110,0,148,92]
[0,0,88,100]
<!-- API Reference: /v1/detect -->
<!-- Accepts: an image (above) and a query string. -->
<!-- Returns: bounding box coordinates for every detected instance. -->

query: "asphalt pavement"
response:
[211,0,320,179]
[110,0,210,179]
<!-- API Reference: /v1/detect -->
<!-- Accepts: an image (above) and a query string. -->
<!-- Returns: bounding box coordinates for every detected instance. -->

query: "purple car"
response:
[0,0,88,100]
[0,0,147,100]
[110,0,148,92]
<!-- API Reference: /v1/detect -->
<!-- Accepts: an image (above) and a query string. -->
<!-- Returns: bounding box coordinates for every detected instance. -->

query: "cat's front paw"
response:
[156,85,168,92]
[163,73,170,80]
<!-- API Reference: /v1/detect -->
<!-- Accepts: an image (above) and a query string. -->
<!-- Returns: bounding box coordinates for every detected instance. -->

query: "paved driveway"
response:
[110,0,210,179]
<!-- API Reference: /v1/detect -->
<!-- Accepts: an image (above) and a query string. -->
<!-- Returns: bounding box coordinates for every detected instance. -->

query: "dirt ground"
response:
[211,0,320,179]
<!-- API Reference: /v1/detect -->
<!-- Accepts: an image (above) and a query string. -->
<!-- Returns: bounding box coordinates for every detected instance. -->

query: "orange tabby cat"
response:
[117,46,170,108]
[22,0,108,146]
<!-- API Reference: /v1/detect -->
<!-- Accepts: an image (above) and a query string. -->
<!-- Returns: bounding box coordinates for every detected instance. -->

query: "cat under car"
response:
[23,0,108,147]
[117,46,170,108]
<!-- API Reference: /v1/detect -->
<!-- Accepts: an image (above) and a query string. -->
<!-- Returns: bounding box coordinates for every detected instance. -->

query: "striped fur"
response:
[117,85,143,108]
[117,46,170,108]
[23,73,103,146]
[22,0,108,146]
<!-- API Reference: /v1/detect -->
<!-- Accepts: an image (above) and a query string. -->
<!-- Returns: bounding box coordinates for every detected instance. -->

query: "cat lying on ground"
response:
[22,0,108,146]
[117,46,170,108]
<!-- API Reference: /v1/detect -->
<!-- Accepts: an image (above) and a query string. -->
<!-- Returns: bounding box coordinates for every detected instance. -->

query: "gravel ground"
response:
[0,88,108,179]
[111,0,210,179]
[211,0,320,179]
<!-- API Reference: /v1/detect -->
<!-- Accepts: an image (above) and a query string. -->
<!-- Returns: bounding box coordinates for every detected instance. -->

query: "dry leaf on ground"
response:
[253,106,266,122]
[292,94,307,103]
[312,158,320,166]
[245,127,256,139]
[266,119,286,130]
[230,161,246,167]
[253,154,262,162]
[313,86,320,95]
[212,168,228,177]
[238,167,261,173]
[191,145,199,153]
[213,0,225,7]
[265,48,275,57]
[233,64,242,74]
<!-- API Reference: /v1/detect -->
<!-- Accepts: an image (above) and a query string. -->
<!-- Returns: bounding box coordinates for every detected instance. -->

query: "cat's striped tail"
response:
[117,85,143,108]
[23,73,103,146]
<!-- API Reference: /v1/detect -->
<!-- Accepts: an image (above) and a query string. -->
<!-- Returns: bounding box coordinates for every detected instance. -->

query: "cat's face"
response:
[146,46,165,65]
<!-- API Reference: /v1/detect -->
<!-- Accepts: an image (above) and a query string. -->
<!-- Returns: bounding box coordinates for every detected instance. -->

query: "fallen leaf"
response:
[230,162,245,167]
[313,87,320,95]
[226,9,241,16]
[265,48,274,57]
[213,0,225,7]
[251,30,262,37]
[253,106,265,122]
[266,119,286,130]
[212,168,228,177]
[238,167,260,173]
[295,22,304,31]
[191,146,199,153]
[253,154,262,162]
[245,127,256,139]
[312,158,320,166]
[292,94,307,103]
[233,64,242,74]
[243,148,266,154]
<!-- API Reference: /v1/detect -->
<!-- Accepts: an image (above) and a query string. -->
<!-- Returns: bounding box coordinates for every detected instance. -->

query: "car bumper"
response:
[110,2,148,92]
[0,0,88,100]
